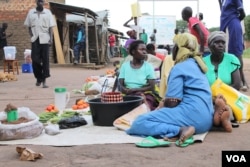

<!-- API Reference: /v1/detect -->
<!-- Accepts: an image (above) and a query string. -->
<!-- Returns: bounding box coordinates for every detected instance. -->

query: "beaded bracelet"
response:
[162,98,181,102]
[163,98,181,108]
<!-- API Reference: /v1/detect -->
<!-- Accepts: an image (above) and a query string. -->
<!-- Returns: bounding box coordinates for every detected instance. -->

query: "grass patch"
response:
[243,48,250,58]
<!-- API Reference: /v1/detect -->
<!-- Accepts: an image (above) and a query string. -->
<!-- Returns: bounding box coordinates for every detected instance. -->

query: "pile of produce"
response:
[39,100,89,124]
[105,69,116,76]
[44,104,59,113]
[71,99,89,110]
[0,72,18,82]
[39,110,80,124]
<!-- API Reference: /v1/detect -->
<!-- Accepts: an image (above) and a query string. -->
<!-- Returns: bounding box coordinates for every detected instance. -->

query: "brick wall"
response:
[0,0,64,63]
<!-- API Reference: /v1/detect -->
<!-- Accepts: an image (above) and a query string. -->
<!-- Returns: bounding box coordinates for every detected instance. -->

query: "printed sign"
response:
[138,15,176,45]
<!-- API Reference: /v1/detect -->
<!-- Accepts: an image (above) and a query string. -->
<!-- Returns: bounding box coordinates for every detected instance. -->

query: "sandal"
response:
[175,136,194,147]
[231,122,239,128]
[135,136,171,148]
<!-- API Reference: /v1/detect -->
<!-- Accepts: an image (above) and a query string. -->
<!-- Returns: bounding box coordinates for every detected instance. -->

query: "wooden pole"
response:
[94,20,100,64]
[53,15,65,64]
[85,12,89,63]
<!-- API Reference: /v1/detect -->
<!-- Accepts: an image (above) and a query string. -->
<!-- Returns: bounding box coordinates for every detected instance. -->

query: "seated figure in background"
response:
[155,45,168,57]
[147,44,165,61]
[118,40,161,111]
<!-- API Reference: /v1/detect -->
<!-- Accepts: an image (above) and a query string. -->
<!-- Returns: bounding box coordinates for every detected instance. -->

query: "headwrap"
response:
[126,30,136,37]
[207,31,226,47]
[174,33,207,73]
[124,38,136,49]
[126,30,132,36]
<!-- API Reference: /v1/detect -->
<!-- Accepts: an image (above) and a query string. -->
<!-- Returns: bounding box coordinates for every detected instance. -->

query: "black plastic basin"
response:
[88,95,143,126]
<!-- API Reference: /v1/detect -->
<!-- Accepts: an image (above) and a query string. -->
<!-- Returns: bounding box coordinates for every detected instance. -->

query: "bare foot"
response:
[213,94,232,132]
[213,94,227,126]
[163,137,178,142]
[178,126,195,145]
[221,106,232,133]
[213,113,220,126]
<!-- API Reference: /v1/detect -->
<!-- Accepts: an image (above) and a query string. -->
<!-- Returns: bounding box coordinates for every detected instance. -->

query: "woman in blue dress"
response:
[126,33,214,144]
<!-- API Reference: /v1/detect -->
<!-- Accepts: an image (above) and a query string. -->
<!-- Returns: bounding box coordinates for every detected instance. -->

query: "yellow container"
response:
[131,2,141,17]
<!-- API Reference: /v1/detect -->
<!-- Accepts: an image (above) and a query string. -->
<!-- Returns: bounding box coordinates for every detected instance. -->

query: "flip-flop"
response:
[135,136,171,148]
[231,122,239,128]
[175,136,194,147]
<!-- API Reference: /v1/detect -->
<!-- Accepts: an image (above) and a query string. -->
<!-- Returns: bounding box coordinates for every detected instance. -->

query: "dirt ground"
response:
[0,58,250,167]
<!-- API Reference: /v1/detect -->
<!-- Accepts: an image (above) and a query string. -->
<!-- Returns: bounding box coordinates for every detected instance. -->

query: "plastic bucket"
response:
[4,46,16,60]
[88,95,143,126]
[7,110,18,122]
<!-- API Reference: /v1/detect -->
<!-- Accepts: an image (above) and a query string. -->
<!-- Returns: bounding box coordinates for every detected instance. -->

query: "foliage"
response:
[176,16,250,41]
[243,48,250,58]
[244,15,250,41]
[176,20,187,32]
[208,27,220,32]
[176,19,221,33]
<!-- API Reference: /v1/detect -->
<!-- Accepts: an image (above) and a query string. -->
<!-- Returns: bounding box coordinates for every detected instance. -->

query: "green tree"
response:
[244,15,250,41]
[176,19,220,33]
[208,27,220,32]
[176,20,187,32]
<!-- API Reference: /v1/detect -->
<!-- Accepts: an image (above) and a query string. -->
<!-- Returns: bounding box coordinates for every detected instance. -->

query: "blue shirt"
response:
[220,0,244,31]
[76,28,85,43]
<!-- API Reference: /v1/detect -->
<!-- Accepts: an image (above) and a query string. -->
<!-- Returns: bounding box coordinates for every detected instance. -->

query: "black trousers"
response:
[31,38,50,82]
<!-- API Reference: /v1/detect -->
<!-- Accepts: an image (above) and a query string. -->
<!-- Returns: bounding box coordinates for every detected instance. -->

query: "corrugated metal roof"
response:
[66,10,109,25]
[108,28,124,36]
[49,2,98,18]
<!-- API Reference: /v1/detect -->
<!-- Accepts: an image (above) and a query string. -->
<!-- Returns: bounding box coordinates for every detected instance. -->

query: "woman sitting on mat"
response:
[203,31,241,90]
[203,31,241,132]
[126,33,214,146]
[118,40,161,111]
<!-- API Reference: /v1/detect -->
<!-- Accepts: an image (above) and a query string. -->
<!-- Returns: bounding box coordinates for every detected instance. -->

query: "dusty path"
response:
[0,58,250,167]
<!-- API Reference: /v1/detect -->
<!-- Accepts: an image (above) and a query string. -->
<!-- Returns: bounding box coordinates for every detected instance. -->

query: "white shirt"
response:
[24,8,56,44]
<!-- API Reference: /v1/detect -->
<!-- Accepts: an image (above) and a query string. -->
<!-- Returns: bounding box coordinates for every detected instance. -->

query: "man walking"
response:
[24,0,55,88]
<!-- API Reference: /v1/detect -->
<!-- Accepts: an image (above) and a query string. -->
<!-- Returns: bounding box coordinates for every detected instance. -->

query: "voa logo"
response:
[226,155,247,162]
